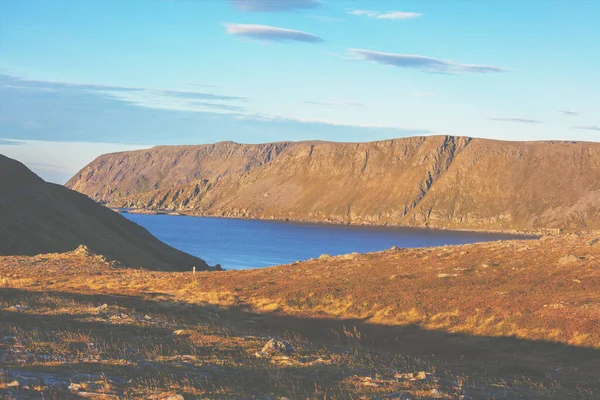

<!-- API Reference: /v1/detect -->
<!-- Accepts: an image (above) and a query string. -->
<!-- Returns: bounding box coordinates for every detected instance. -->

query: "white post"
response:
[193,266,196,275]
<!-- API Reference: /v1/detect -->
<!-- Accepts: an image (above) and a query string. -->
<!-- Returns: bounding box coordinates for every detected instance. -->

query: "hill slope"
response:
[1,233,599,398]
[67,136,600,231]
[0,154,210,271]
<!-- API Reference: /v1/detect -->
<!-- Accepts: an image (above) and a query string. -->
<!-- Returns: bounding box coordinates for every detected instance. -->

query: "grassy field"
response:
[1,233,600,398]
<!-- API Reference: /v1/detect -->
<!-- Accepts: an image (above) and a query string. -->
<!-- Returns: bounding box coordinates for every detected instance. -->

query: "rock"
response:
[69,383,83,391]
[558,255,580,265]
[261,338,295,355]
[172,330,192,337]
[73,245,93,257]
[147,395,185,400]
[95,304,108,312]
[6,380,19,388]
[77,392,119,399]
[437,273,458,278]
[395,371,431,381]
[6,304,30,312]
[162,395,184,400]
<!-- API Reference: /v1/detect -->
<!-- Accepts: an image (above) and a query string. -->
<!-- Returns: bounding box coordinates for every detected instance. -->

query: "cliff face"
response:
[66,136,600,231]
[0,154,210,271]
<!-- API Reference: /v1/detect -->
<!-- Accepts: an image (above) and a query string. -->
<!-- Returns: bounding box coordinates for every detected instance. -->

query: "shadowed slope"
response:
[1,232,600,397]
[67,136,600,231]
[0,154,209,271]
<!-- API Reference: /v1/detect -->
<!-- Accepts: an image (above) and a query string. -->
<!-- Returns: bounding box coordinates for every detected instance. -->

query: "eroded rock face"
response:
[0,155,210,271]
[66,136,600,231]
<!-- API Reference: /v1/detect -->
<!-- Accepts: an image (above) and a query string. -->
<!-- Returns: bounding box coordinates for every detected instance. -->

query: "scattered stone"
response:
[162,395,184,400]
[147,394,185,400]
[73,245,93,257]
[361,379,380,388]
[558,255,580,265]
[395,371,431,381]
[6,304,30,312]
[77,392,119,399]
[318,254,332,260]
[172,330,192,337]
[95,304,108,312]
[261,338,296,355]
[589,238,600,246]
[69,383,83,391]
[6,380,19,388]
[144,314,153,321]
[437,273,458,278]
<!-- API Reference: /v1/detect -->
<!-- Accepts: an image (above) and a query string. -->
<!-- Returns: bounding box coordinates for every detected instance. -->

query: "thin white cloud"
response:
[348,9,422,20]
[559,110,579,116]
[95,90,246,114]
[0,74,248,115]
[303,98,366,107]
[188,83,228,89]
[234,113,430,133]
[573,125,600,131]
[350,49,506,74]
[0,138,24,146]
[225,23,324,43]
[231,0,321,12]
[489,117,542,124]
[303,100,331,106]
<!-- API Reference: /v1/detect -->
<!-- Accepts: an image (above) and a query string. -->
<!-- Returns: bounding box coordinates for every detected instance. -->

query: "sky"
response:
[1,0,599,183]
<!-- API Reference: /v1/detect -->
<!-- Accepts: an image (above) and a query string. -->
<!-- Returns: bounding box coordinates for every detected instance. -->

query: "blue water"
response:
[124,214,524,270]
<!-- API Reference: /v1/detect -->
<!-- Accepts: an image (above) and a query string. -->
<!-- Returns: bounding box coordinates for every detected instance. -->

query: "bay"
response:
[124,214,525,270]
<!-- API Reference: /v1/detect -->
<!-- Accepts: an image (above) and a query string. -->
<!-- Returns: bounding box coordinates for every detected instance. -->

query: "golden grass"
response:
[1,232,600,398]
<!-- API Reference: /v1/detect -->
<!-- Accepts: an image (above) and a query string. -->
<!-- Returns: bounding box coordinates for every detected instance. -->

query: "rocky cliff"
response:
[0,154,210,271]
[66,136,600,231]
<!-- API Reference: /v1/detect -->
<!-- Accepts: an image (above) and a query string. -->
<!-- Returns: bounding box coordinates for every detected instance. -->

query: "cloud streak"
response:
[489,117,542,124]
[188,83,228,89]
[559,110,579,116]
[348,10,422,20]
[0,73,432,146]
[0,138,25,146]
[0,74,248,115]
[303,98,366,107]
[350,49,505,74]
[573,125,600,131]
[230,0,321,12]
[225,24,324,43]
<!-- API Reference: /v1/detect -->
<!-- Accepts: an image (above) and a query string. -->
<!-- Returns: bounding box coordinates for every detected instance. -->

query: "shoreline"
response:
[113,207,547,238]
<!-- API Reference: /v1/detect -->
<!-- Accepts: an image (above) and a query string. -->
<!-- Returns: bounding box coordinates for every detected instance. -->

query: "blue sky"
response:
[1,0,599,182]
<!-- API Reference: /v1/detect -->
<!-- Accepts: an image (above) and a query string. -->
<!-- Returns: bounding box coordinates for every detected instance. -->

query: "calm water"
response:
[124,214,524,270]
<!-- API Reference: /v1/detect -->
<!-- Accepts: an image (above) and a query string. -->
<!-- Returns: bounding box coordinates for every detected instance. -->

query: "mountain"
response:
[0,154,210,271]
[66,136,600,232]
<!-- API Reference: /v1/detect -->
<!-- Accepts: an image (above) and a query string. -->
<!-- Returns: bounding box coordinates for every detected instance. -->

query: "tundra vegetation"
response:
[2,233,600,398]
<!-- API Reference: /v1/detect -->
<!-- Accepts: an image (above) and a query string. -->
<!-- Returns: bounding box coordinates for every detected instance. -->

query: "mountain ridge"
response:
[66,135,600,232]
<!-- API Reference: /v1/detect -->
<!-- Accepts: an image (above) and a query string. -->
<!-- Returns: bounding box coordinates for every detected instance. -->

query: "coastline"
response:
[113,207,547,238]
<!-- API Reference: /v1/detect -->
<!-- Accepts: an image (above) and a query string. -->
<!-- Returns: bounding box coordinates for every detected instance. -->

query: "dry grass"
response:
[1,232,600,398]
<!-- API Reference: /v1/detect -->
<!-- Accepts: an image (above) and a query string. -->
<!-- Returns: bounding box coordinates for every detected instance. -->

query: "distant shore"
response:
[113,207,547,238]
